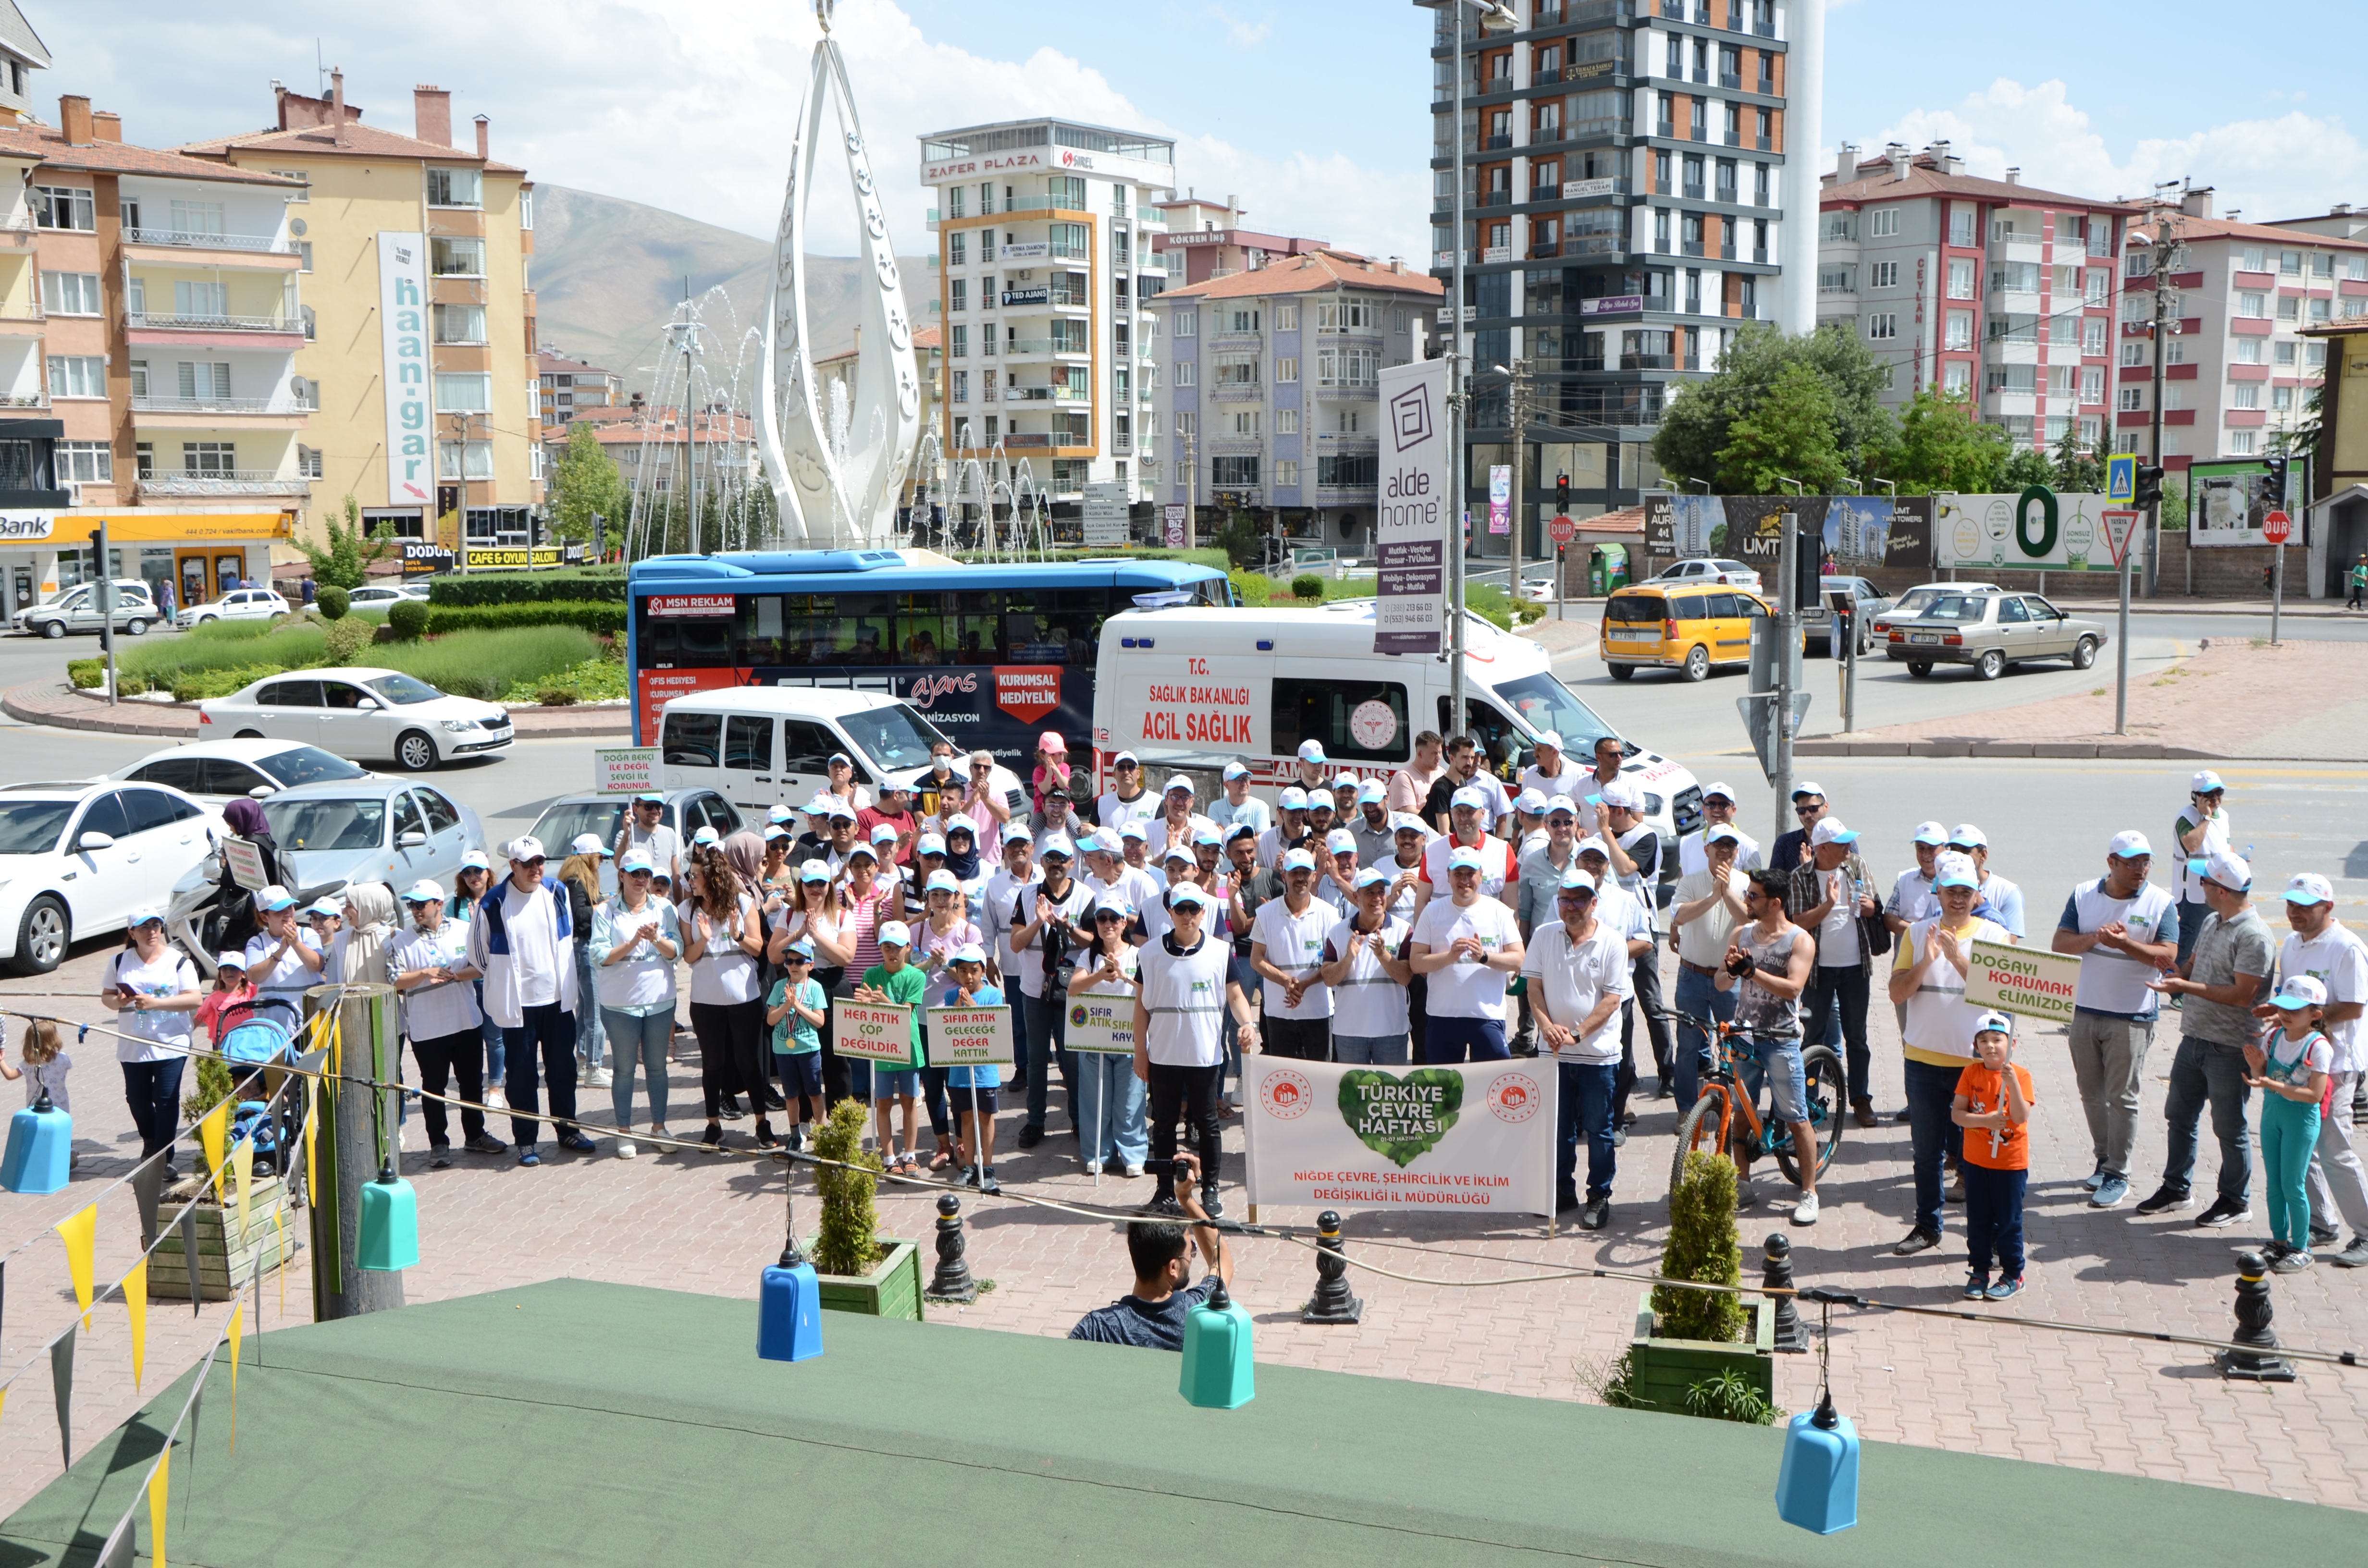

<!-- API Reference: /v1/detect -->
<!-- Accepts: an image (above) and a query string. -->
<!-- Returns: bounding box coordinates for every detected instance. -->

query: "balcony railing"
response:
[1718,72,1740,89]
[1690,125,1708,143]
[1655,121,1675,139]
[126,311,302,334]
[1010,338,1092,356]
[137,470,313,496]
[0,303,42,324]
[1483,134,1512,151]
[1682,182,1705,199]
[123,228,289,254]
[0,392,48,408]
[130,395,296,415]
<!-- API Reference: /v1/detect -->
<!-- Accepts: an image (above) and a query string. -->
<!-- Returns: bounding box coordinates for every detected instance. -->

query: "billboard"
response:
[377,233,433,508]
[1374,358,1449,654]
[1645,493,1932,571]
[1934,489,2117,572]
[2189,459,2302,549]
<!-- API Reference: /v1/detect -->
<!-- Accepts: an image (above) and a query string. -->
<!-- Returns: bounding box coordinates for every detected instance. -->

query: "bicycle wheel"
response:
[1671,1087,1735,1214]
[1775,1043,1848,1187]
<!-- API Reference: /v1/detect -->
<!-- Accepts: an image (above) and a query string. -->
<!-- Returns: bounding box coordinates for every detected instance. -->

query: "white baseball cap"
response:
[1162,842,1195,865]
[1450,784,1489,812]
[950,943,988,966]
[1706,824,1741,845]
[1810,819,1859,847]
[1702,780,1738,803]
[1591,780,1643,812]
[1791,781,1827,800]
[214,950,248,972]
[1947,824,1988,849]
[1038,834,1075,860]
[570,832,606,857]
[1162,775,1195,796]
[1935,852,1979,890]
[1357,780,1387,805]
[1973,1010,2014,1037]
[1326,828,1357,854]
[1353,866,1390,889]
[2191,770,2226,794]
[1003,822,1035,844]
[692,826,722,845]
[255,884,299,912]
[870,822,900,845]
[2194,847,2251,894]
[1279,786,1309,810]
[1533,730,1565,752]
[1117,820,1148,841]
[2107,829,2152,858]
[126,904,164,929]
[1223,761,1250,781]
[1282,847,1317,871]
[878,920,912,948]
[1113,749,1140,767]
[1448,845,1484,871]
[1392,813,1430,834]
[1516,787,1549,814]
[618,850,655,875]
[506,835,547,863]
[2284,871,2334,907]
[460,848,492,870]
[401,879,445,904]
[1912,821,1950,846]
[1558,867,1598,894]
[925,870,961,894]
[799,859,834,883]
[2271,974,2329,1010]
[1298,739,1328,763]
[1307,789,1336,812]
[1545,795,1578,819]
[917,833,948,857]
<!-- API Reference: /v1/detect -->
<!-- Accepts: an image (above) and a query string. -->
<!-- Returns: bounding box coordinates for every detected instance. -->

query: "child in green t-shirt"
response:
[855,921,929,1172]
[767,941,830,1150]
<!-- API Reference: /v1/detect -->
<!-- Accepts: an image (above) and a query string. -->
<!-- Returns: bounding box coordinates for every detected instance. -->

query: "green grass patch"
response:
[374,626,600,703]
[119,624,330,686]
[1225,570,1541,631]
[503,655,629,706]
[91,617,595,705]
[425,600,625,636]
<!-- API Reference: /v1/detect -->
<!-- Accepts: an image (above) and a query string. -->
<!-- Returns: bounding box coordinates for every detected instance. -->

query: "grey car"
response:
[1800,576,1895,656]
[18,581,159,639]
[527,788,744,896]
[1883,590,2108,680]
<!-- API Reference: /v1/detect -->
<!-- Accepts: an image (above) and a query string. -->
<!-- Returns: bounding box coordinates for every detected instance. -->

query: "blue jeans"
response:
[503,1002,580,1149]
[1021,989,1073,1132]
[574,950,606,1070]
[120,1058,185,1164]
[1332,1032,1410,1066]
[1671,965,1733,1111]
[1964,1164,2027,1278]
[1555,1060,1619,1209]
[1903,1056,1965,1238]
[1423,1015,1508,1063]
[1803,961,1872,1104]
[1073,1050,1148,1167]
[474,979,505,1083]
[2174,897,2209,972]
[2161,1034,2252,1204]
[602,1007,671,1130]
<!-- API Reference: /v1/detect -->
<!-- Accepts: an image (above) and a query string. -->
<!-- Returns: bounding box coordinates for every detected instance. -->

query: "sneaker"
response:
[2328,1235,2368,1269]
[1963,1271,1990,1300]
[429,1145,452,1170]
[518,1148,541,1166]
[2270,1246,2315,1274]
[788,1127,807,1152]
[467,1134,507,1155]
[1985,1276,2023,1301]
[2133,1185,2194,1217]
[2080,1166,2105,1191]
[721,1095,747,1120]
[2195,1197,2251,1229]
[1016,1124,1045,1149]
[1610,1127,1628,1148]
[979,1170,1002,1196]
[961,1166,982,1189]
[1200,1189,1226,1220]
[1735,1180,1759,1211]
[615,1139,638,1159]
[1123,1162,1146,1179]
[1893,1228,1940,1256]
[1580,1199,1610,1231]
[557,1130,598,1154]
[1141,1190,1183,1216]
[586,1067,614,1089]
[702,1124,724,1148]
[1790,1191,1819,1226]
[2309,1223,2341,1249]
[484,1087,508,1112]
[1083,1159,1102,1176]
[2090,1174,2130,1209]
[754,1122,779,1150]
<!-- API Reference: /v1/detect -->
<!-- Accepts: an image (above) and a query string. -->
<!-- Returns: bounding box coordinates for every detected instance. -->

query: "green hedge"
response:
[423,600,625,635]
[426,569,625,607]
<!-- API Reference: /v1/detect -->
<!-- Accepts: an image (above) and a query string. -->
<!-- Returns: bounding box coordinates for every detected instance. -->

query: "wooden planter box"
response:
[1625,1288,1776,1417]
[153,1177,298,1301]
[801,1237,925,1323]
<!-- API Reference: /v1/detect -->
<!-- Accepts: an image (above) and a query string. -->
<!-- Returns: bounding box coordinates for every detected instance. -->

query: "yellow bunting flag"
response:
[197,1101,229,1201]
[227,1302,244,1453]
[275,1205,287,1315]
[124,1259,148,1391]
[303,1074,319,1204]
[52,1204,97,1332]
[147,1444,171,1568]
[231,1137,254,1242]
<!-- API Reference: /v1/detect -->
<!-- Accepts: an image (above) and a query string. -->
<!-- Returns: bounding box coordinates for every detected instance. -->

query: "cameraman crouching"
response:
[1068,1152,1234,1349]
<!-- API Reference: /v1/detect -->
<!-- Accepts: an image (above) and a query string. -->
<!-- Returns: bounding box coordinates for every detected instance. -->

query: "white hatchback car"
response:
[346,584,429,609]
[199,668,514,772]
[111,737,377,805]
[17,580,160,639]
[0,779,224,974]
[178,587,291,628]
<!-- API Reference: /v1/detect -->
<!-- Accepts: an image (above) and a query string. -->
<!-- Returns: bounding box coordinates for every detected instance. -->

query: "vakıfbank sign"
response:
[377,233,432,508]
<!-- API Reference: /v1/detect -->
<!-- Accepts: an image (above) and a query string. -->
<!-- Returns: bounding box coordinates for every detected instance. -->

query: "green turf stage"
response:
[0,1277,2351,1567]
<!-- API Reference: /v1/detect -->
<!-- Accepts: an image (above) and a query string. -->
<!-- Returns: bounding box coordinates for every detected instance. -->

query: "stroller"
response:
[217,999,303,1183]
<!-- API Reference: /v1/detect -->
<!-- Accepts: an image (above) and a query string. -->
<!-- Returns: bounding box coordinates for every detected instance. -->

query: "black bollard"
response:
[1763,1232,1808,1354]
[924,1191,979,1304]
[1300,1209,1364,1324]
[2218,1250,2296,1382]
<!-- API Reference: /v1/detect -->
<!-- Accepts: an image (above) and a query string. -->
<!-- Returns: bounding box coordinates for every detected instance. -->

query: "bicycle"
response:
[1667,1011,1846,1210]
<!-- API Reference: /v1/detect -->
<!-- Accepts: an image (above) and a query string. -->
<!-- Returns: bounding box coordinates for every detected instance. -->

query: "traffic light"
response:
[86,528,102,581]
[1554,472,1570,513]
[2263,457,2289,507]
[2133,463,2165,510]
[1793,514,1822,610]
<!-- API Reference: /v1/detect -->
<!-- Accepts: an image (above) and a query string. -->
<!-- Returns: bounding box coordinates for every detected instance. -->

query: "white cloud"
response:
[1209,7,1273,48]
[1850,78,2368,220]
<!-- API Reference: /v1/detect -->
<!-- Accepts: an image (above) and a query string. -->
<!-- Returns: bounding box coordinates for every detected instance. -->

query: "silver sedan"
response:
[1883,590,2109,681]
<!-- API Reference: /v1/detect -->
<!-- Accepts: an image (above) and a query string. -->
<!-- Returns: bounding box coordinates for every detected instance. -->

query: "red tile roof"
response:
[176,121,525,175]
[0,123,303,186]
[2129,215,2368,251]
[1158,249,1443,302]
[1822,159,2134,214]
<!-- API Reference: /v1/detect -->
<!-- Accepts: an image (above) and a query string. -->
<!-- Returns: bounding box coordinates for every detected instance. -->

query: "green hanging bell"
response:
[1179,1278,1255,1409]
[357,1160,420,1272]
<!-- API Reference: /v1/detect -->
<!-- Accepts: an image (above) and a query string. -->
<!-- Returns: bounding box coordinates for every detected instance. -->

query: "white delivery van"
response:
[655,688,1024,820]
[1090,600,1702,892]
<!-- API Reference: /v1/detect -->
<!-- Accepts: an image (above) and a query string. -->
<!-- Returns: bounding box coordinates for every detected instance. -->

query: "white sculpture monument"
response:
[757,0,922,546]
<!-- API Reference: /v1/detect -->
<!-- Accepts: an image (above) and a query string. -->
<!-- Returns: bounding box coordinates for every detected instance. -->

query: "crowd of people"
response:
[27,734,2368,1296]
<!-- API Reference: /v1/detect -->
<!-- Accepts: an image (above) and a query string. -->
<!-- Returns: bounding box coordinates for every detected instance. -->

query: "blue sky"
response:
[33,0,2365,259]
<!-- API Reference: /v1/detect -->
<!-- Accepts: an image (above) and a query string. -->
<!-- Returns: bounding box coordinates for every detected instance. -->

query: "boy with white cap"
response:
[2139,846,2271,1228]
[2171,770,2232,971]
[1316,828,1362,914]
[855,921,929,1171]
[2049,829,2180,1209]
[2271,872,2368,1266]
[1251,848,1336,1061]
[1952,1011,2036,1300]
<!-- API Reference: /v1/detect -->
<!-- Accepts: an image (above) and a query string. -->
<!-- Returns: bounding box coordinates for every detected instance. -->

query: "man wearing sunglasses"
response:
[1768,782,1828,876]
[1096,750,1157,836]
[613,791,682,886]
[467,835,596,1164]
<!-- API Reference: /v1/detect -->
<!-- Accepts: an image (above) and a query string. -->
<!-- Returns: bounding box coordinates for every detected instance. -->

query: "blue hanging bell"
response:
[0,1086,71,1196]
[758,1257,825,1362]
[1775,1392,1860,1534]
[1180,1278,1255,1409]
[357,1160,420,1271]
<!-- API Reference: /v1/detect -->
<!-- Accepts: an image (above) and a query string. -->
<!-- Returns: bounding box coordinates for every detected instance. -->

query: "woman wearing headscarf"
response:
[721,831,783,1113]
[215,796,283,953]
[558,836,609,1089]
[942,820,987,926]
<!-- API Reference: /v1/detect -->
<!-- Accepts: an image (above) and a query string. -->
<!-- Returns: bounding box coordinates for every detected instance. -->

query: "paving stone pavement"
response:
[0,948,2363,1520]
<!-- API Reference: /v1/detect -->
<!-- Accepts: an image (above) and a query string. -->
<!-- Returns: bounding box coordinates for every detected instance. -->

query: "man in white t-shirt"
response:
[2278,873,2368,1266]
[1418,786,1518,918]
[1677,781,1764,878]
[1668,825,1749,1110]
[1132,883,1259,1217]
[981,823,1041,1068]
[1257,787,1310,870]
[1144,775,1219,863]
[2171,770,2232,971]
[1518,729,1586,803]
[2049,829,2180,1210]
[1796,817,1883,1131]
[1250,848,1336,1061]
[1096,750,1158,834]
[1215,761,1271,835]
[613,791,684,885]
[1525,869,1632,1227]
[1883,821,1950,936]
[1409,845,1526,1062]
[466,835,594,1162]
[1321,867,1415,1065]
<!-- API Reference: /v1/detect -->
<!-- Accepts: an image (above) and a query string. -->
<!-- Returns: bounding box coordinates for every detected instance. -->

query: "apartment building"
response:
[537,348,620,426]
[0,92,313,618]
[1151,194,1329,287]
[180,76,543,557]
[1818,143,2131,453]
[2120,189,2368,470]
[921,117,1174,502]
[817,324,941,467]
[1427,0,1798,544]
[1154,250,1441,541]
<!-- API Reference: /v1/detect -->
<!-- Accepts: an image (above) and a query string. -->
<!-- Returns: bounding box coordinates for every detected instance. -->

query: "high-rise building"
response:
[1818,144,2130,453]
[919,118,1174,504]
[1425,0,1800,547]
[181,76,543,556]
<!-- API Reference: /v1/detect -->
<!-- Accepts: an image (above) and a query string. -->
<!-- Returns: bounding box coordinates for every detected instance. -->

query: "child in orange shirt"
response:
[1952,1010,2035,1302]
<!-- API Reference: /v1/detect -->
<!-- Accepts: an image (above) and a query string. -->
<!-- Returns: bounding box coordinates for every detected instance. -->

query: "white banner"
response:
[1065,992,1136,1054]
[834,1000,918,1067]
[1242,1057,1555,1214]
[1934,488,2117,573]
[377,232,433,507]
[593,747,659,794]
[1374,357,1449,656]
[925,1005,1012,1067]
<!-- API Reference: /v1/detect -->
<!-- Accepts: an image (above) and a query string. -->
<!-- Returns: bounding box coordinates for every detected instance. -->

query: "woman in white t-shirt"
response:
[1073,895,1147,1176]
[101,908,202,1170]
[391,880,493,1165]
[682,851,772,1151]
[1321,869,1415,1065]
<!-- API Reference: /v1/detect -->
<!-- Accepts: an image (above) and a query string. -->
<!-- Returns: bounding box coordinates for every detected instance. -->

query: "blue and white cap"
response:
[1326,828,1357,855]
[1279,786,1309,810]
[1282,847,1317,871]
[2271,974,2328,1010]
[1448,845,1484,871]
[1357,779,1387,805]
[255,884,299,912]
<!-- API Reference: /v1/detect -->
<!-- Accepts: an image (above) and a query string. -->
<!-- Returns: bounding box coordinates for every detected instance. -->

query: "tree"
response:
[1862,389,2009,495]
[296,494,393,590]
[2049,428,2108,494]
[548,423,629,546]
[1652,321,1898,490]
[1999,447,2055,491]
[1712,362,1850,496]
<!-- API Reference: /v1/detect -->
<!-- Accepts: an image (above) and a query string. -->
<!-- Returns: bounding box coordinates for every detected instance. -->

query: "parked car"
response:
[527,788,744,897]
[1868,581,2002,642]
[1650,557,1764,593]
[1599,580,1780,681]
[0,779,225,974]
[346,584,430,609]
[1800,576,1896,656]
[17,580,159,639]
[1883,590,2108,680]
[198,668,514,772]
[178,587,291,628]
[111,738,375,805]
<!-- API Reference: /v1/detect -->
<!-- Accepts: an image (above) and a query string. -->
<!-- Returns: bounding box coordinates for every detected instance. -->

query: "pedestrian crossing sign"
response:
[2107,453,2137,504]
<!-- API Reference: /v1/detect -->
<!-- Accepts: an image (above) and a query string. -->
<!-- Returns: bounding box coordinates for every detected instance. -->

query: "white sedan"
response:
[0,779,224,974]
[346,584,429,609]
[111,737,377,805]
[199,667,514,772]
[178,587,291,628]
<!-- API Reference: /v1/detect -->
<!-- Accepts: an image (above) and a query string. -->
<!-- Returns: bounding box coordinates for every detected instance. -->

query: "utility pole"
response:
[1773,511,1798,844]
[2144,189,2186,601]
[1183,428,1197,552]
[1447,0,1470,742]
[1501,359,1528,607]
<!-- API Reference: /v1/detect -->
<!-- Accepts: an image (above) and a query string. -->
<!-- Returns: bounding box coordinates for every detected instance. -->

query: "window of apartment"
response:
[298,444,323,479]
[1048,222,1090,259]
[168,200,224,236]
[1047,174,1087,208]
[2273,385,2295,412]
[2125,249,2154,279]
[2167,339,2186,364]
[2121,343,2145,366]
[430,236,486,276]
[1273,303,1298,331]
[2278,249,2303,275]
[1229,308,1261,332]
[950,279,967,312]
[2083,318,2106,354]
[945,186,965,220]
[2048,311,2078,346]
[426,167,482,208]
[1943,361,1972,393]
[270,170,309,201]
[1213,354,1259,386]
[1210,455,1259,487]
[1869,260,1898,289]
[950,369,968,404]
[1315,348,1377,387]
[38,272,101,316]
[432,303,488,344]
[1817,264,1855,294]
[33,185,96,231]
[2311,296,2332,322]
[295,241,313,273]
[2081,366,2104,404]
[2238,291,2266,318]
[2275,341,2298,367]
[1985,362,2035,393]
[1945,257,1975,300]
[180,441,234,476]
[2235,337,2262,365]
[437,440,494,480]
[56,441,112,483]
[1865,312,1897,341]
[1991,261,2040,294]
[1174,410,1196,437]
[1274,459,1299,488]
[1173,361,1196,386]
[173,280,229,318]
[2227,430,2257,455]
[1947,206,1975,247]
[2232,384,2259,410]
[1870,207,1900,238]
[175,361,232,401]
[1945,311,1973,350]
[529,442,546,482]
[2118,387,2145,412]
[46,355,107,398]
[1274,407,1298,435]
[950,324,967,357]
[2052,264,2079,295]
[1172,310,1196,337]
[1232,410,1262,437]
[1274,356,1298,382]
[434,372,492,411]
[2085,268,2110,304]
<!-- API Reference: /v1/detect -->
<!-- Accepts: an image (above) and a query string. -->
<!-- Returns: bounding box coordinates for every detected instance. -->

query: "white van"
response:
[1090,600,1703,887]
[655,688,1025,820]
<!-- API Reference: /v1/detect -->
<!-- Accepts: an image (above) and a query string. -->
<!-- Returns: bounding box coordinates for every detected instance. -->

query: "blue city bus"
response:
[625,551,1233,764]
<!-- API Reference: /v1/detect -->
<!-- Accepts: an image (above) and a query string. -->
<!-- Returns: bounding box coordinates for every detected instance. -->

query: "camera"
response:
[1725,950,1756,979]
[1141,1155,1190,1178]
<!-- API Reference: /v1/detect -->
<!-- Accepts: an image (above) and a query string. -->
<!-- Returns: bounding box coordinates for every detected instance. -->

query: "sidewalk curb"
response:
[2,685,193,738]
[3,682,631,741]
[1794,736,2216,760]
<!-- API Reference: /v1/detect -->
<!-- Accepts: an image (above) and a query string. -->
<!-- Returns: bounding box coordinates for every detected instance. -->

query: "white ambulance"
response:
[1089,600,1703,891]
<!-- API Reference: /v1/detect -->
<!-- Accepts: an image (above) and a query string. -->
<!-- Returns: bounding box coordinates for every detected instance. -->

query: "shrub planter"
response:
[1625,1289,1776,1416]
[153,1176,298,1301]
[802,1235,925,1323]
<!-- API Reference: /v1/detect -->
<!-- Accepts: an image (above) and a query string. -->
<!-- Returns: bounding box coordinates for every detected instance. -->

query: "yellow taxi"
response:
[1600,581,1777,681]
